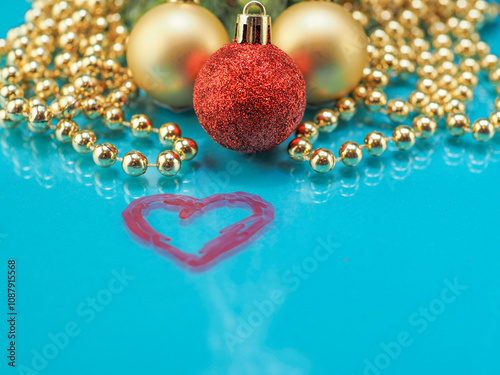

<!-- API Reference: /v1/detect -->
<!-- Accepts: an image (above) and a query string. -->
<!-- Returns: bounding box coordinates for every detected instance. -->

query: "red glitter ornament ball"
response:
[193,42,307,153]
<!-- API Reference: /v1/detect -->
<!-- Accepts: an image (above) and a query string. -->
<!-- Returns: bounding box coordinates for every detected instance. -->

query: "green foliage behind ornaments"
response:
[121,0,305,37]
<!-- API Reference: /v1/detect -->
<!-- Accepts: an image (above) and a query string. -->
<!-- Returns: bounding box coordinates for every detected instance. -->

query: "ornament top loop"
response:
[235,1,271,45]
[243,1,266,15]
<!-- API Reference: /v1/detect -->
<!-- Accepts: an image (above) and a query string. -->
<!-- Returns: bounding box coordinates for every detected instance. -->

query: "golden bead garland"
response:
[0,0,198,178]
[288,0,500,174]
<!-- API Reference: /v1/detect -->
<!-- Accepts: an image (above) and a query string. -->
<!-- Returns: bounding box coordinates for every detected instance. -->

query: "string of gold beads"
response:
[287,0,500,174]
[0,0,198,178]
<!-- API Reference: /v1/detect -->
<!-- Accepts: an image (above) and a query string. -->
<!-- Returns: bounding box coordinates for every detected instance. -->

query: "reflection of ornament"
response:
[193,1,306,153]
[127,0,229,110]
[273,0,368,105]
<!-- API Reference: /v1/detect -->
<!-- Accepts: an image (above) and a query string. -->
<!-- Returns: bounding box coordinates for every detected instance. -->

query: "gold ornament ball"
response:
[127,1,229,110]
[273,1,368,105]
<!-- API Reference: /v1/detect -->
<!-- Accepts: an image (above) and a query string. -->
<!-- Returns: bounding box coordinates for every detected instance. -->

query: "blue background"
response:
[1,2,500,375]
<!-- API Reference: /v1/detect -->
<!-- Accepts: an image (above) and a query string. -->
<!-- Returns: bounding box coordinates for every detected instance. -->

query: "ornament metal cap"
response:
[235,1,271,45]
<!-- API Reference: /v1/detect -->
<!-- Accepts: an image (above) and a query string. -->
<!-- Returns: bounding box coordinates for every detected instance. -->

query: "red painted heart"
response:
[122,192,274,270]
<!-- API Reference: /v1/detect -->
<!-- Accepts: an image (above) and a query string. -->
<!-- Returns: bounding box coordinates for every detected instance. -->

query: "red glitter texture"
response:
[193,42,307,153]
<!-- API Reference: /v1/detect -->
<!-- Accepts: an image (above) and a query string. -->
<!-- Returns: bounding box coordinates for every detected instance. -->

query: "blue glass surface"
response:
[1,2,500,375]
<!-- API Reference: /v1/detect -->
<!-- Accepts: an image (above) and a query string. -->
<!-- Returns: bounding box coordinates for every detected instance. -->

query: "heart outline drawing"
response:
[122,192,274,270]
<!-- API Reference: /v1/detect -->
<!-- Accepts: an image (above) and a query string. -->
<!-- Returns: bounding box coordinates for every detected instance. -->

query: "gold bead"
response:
[434,47,455,63]
[365,89,387,113]
[339,141,363,167]
[452,85,473,103]
[1,66,22,84]
[364,131,387,156]
[417,64,438,79]
[60,84,76,96]
[476,41,490,57]
[59,31,79,52]
[481,54,498,72]
[120,80,139,100]
[122,151,148,177]
[288,138,313,162]
[29,46,51,65]
[295,121,319,143]
[457,71,478,87]
[74,74,99,95]
[72,130,97,154]
[432,34,452,49]
[444,99,466,114]
[336,97,356,121]
[393,125,416,150]
[82,95,104,120]
[55,119,79,143]
[446,113,470,136]
[460,58,480,74]
[173,138,198,161]
[417,78,437,94]
[370,29,390,48]
[81,55,102,75]
[437,61,458,76]
[489,110,500,133]
[471,118,495,142]
[455,38,476,57]
[408,90,430,112]
[496,97,500,110]
[107,89,127,107]
[437,74,458,91]
[0,84,23,106]
[380,53,399,71]
[157,151,182,177]
[22,60,45,80]
[431,88,452,104]
[352,84,368,102]
[399,45,416,61]
[367,70,389,87]
[6,98,28,121]
[314,109,338,133]
[422,101,445,120]
[417,51,435,66]
[387,99,410,123]
[491,68,500,86]
[411,38,430,53]
[58,95,81,118]
[413,115,437,139]
[0,108,20,130]
[309,148,335,174]
[0,38,8,55]
[130,114,153,139]
[93,143,119,168]
[7,48,27,66]
[397,59,416,81]
[34,78,59,100]
[103,107,124,130]
[27,104,52,134]
[158,122,182,147]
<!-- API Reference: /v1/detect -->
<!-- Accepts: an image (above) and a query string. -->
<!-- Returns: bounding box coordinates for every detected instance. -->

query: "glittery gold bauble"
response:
[273,0,368,105]
[127,0,229,110]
